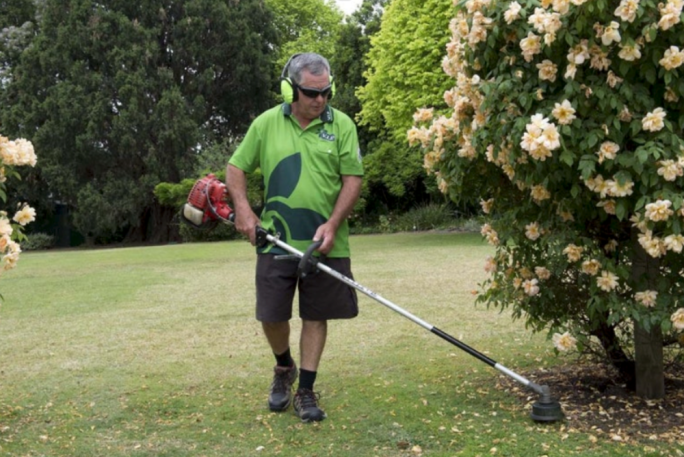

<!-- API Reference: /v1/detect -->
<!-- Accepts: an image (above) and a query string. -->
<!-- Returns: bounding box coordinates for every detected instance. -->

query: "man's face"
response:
[292,69,331,123]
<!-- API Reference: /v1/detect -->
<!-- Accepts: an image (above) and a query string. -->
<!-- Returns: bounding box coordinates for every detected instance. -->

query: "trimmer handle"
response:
[298,240,324,278]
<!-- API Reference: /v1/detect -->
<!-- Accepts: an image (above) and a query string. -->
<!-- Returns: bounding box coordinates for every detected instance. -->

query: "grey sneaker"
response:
[268,363,297,411]
[293,388,326,422]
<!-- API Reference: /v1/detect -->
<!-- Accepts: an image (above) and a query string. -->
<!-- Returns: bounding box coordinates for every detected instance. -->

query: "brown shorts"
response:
[256,254,359,322]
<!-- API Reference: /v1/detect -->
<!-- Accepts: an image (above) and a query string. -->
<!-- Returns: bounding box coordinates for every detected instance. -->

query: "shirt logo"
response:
[319,130,336,142]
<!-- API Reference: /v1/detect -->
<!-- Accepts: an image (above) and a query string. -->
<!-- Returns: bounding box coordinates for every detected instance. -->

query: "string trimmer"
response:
[181,174,564,422]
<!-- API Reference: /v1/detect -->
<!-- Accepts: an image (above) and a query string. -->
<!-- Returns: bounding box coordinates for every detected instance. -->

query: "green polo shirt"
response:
[229,103,364,257]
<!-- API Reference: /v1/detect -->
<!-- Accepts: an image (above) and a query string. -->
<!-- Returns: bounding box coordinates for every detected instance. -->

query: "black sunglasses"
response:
[297,84,332,99]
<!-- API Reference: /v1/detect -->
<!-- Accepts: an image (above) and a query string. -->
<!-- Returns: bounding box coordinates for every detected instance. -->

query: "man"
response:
[226,53,363,422]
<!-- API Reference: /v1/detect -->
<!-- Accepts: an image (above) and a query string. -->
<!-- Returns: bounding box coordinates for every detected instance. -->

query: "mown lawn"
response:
[0,232,677,456]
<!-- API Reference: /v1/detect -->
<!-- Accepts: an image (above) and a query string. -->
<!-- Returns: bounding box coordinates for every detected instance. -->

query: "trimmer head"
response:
[530,385,564,422]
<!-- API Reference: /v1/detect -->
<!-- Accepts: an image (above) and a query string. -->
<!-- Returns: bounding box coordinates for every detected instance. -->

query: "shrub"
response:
[21,233,54,251]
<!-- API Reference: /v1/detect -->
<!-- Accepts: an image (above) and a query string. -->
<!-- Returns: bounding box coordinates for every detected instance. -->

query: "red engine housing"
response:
[184,174,233,227]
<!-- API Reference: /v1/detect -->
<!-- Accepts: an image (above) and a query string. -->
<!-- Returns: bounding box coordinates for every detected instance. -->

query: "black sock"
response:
[274,348,294,368]
[298,369,317,391]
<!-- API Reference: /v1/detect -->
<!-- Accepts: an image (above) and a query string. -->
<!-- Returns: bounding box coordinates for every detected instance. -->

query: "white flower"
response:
[520,32,542,62]
[644,199,673,222]
[523,278,540,296]
[597,270,619,292]
[12,205,36,226]
[0,217,12,237]
[525,222,541,240]
[659,46,684,70]
[596,141,619,163]
[480,198,494,214]
[635,290,657,307]
[530,185,551,203]
[535,266,551,280]
[581,259,601,276]
[553,332,577,352]
[615,0,640,22]
[659,0,683,31]
[618,43,641,61]
[657,160,683,181]
[552,100,576,125]
[601,21,621,46]
[504,1,522,24]
[664,234,684,253]
[642,108,666,132]
[536,60,558,82]
[671,308,684,331]
[563,244,584,262]
[484,256,497,273]
[638,231,667,258]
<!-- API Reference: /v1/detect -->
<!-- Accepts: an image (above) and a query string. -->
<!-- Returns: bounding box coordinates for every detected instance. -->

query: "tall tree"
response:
[356,0,453,213]
[1,0,278,243]
[265,0,343,72]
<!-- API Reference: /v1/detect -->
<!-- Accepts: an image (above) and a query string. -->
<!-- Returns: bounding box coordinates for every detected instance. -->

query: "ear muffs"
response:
[280,54,336,103]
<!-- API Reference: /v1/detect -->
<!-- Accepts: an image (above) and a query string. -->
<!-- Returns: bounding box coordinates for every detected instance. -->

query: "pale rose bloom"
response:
[553,332,577,352]
[665,87,680,103]
[601,21,621,45]
[0,234,10,252]
[618,44,641,61]
[567,41,590,64]
[480,198,494,214]
[607,71,623,88]
[597,199,617,215]
[520,32,542,62]
[597,270,619,291]
[664,234,684,253]
[563,244,584,262]
[596,141,619,163]
[581,259,601,276]
[525,222,541,240]
[552,0,571,14]
[535,266,551,280]
[408,127,431,148]
[645,199,673,222]
[484,256,497,274]
[635,290,657,307]
[530,185,551,203]
[523,278,540,296]
[528,8,547,31]
[513,277,523,289]
[608,179,634,197]
[465,0,492,13]
[12,205,36,226]
[564,63,577,79]
[659,46,684,70]
[638,231,667,258]
[631,213,648,231]
[605,239,618,252]
[413,108,434,123]
[642,107,666,132]
[481,223,500,246]
[671,308,684,330]
[659,0,683,31]
[504,1,522,24]
[552,100,576,125]
[0,217,12,237]
[657,160,683,181]
[590,46,611,71]
[615,0,640,22]
[536,60,558,82]
[619,106,632,122]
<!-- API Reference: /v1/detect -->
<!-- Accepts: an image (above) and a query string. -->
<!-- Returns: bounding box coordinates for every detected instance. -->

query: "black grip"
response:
[298,240,324,278]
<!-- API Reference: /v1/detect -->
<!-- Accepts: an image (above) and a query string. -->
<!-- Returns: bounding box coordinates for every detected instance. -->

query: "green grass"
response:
[0,233,676,456]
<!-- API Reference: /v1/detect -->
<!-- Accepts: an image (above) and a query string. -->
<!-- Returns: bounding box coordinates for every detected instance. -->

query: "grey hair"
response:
[288,53,331,85]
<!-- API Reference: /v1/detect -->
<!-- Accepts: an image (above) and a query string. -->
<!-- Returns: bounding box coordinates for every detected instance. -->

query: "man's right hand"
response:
[234,210,261,246]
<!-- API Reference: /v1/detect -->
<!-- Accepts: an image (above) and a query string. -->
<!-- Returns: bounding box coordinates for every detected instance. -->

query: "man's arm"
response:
[226,164,261,246]
[314,175,363,254]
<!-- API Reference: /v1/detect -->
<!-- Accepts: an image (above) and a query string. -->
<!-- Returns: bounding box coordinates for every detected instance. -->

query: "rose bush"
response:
[0,133,37,281]
[410,0,684,388]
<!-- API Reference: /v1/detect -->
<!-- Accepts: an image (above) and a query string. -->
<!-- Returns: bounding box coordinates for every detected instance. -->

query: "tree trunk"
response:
[125,202,181,244]
[630,229,664,399]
